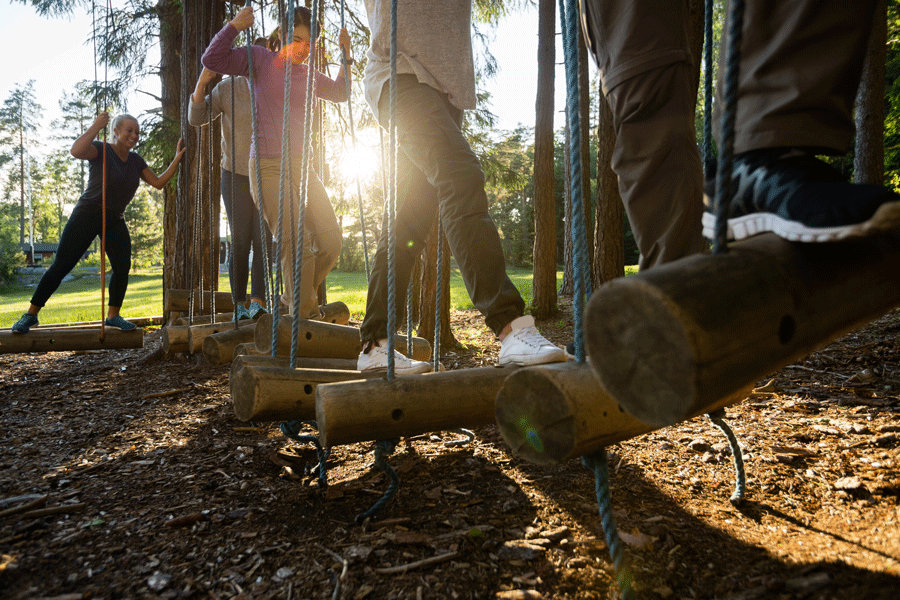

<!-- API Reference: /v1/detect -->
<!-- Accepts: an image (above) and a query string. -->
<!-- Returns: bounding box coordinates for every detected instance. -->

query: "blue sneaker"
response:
[105,315,137,331]
[11,313,38,334]
[247,301,268,319]
[233,303,251,322]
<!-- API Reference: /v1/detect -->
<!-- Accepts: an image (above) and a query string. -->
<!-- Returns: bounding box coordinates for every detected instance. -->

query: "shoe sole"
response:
[359,364,435,375]
[498,350,568,367]
[702,200,900,243]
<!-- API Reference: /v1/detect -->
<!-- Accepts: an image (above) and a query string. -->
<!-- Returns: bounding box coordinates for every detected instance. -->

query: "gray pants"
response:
[579,0,876,269]
[359,75,524,343]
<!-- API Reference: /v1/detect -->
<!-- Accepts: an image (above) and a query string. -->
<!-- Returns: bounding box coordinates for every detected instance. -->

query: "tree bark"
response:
[532,0,557,318]
[854,0,886,186]
[593,86,624,287]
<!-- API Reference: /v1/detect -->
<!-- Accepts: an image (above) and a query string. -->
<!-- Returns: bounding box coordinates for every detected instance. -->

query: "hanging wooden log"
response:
[319,301,351,325]
[162,326,190,355]
[165,289,234,314]
[175,313,235,326]
[0,328,144,354]
[494,362,749,465]
[188,319,256,354]
[585,232,900,428]
[253,313,431,360]
[231,365,382,422]
[231,353,359,371]
[315,365,519,448]
[203,324,260,366]
[31,316,164,329]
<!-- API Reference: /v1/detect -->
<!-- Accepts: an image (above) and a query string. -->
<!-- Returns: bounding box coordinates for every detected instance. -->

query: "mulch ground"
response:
[1,301,898,600]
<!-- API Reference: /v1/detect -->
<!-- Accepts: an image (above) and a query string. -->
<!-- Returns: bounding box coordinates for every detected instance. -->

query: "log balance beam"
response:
[584,232,900,428]
[494,361,749,466]
[316,365,520,448]
[165,289,234,315]
[253,313,430,360]
[0,327,144,354]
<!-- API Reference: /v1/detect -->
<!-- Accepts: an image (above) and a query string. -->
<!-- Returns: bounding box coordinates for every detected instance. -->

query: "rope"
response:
[702,0,714,174]
[339,0,371,280]
[707,409,746,504]
[228,3,239,330]
[207,91,217,318]
[385,0,398,379]
[582,451,635,600]
[356,439,399,523]
[712,0,745,254]
[433,215,443,370]
[280,420,330,488]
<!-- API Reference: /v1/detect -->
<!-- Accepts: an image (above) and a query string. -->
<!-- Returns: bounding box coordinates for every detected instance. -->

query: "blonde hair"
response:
[110,114,137,144]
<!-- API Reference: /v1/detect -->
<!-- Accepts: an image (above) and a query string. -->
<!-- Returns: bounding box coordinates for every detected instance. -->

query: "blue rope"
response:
[244,1,278,354]
[356,439,399,523]
[707,409,747,504]
[444,429,475,447]
[583,450,635,600]
[702,0,715,174]
[385,0,398,379]
[713,0,745,254]
[280,420,330,488]
[433,215,443,371]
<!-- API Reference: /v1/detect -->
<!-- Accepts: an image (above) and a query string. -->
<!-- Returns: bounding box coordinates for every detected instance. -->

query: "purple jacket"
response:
[202,23,347,159]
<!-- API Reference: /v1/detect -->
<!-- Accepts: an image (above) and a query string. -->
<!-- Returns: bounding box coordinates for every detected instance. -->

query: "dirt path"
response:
[1,306,898,599]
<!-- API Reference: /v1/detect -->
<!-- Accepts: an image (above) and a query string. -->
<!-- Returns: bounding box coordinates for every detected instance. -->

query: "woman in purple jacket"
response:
[202,5,353,320]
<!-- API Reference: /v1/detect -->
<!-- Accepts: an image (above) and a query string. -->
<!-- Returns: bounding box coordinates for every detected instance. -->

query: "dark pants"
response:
[31,203,131,308]
[359,75,524,343]
[222,169,270,304]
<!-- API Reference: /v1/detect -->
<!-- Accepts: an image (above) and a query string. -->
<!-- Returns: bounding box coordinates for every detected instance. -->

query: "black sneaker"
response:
[11,313,38,334]
[702,148,900,242]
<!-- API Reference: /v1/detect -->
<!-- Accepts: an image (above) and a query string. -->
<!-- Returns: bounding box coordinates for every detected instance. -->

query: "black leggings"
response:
[31,203,131,308]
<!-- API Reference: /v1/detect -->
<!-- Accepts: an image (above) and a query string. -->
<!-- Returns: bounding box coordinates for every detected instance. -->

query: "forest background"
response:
[0,0,897,332]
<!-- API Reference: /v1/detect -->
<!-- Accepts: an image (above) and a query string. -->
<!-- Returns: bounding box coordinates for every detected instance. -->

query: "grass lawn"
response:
[0,264,637,327]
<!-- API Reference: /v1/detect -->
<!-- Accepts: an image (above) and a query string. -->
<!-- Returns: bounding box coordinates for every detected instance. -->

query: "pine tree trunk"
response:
[854,0,886,186]
[532,0,557,318]
[593,87,624,286]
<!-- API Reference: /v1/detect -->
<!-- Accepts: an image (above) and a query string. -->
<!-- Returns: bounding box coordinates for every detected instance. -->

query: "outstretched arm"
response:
[188,68,219,127]
[70,112,109,160]
[202,6,255,77]
[140,138,186,189]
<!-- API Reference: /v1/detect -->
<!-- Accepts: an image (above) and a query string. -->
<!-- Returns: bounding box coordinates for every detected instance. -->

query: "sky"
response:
[0,1,574,157]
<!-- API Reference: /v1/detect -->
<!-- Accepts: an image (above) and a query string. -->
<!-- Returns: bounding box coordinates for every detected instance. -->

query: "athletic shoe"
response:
[498,315,567,366]
[702,148,900,242]
[357,339,434,375]
[233,303,251,322]
[247,301,268,319]
[11,313,38,334]
[105,315,137,331]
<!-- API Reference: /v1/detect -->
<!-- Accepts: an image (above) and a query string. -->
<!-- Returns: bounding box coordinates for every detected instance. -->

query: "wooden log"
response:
[585,232,900,428]
[231,354,359,371]
[165,289,234,314]
[319,301,351,325]
[254,313,431,361]
[188,319,256,354]
[231,365,383,422]
[162,326,190,355]
[494,362,749,465]
[315,365,519,447]
[203,324,260,366]
[175,313,235,326]
[31,316,164,329]
[0,328,143,354]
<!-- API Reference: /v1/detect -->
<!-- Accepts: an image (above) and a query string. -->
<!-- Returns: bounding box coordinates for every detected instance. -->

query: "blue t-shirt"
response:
[77,141,148,216]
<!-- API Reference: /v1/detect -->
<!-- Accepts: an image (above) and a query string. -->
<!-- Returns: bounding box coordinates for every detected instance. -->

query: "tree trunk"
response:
[854,0,886,186]
[593,87,624,287]
[532,0,557,318]
[169,1,224,322]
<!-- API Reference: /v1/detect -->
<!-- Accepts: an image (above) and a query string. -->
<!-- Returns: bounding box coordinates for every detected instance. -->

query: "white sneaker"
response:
[498,316,567,366]
[358,339,434,375]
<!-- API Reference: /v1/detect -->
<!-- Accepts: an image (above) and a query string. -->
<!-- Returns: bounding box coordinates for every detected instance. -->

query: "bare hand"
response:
[94,112,110,130]
[230,6,254,32]
[339,28,352,62]
[174,138,186,160]
[199,67,217,85]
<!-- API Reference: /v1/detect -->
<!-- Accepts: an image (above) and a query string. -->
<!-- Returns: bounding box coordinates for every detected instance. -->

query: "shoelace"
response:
[513,327,550,348]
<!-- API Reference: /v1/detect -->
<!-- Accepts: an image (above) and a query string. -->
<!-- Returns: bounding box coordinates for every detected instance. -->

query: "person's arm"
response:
[201,6,254,77]
[70,112,109,160]
[188,68,219,127]
[335,27,353,89]
[140,138,186,189]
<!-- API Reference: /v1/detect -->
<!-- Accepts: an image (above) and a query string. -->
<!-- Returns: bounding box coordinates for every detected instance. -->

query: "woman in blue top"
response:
[10,112,185,333]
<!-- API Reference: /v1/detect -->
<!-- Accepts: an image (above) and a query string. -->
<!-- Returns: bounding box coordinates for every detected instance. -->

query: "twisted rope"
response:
[280,420,330,488]
[356,439,399,523]
[385,0,398,379]
[707,409,747,504]
[433,215,443,371]
[712,0,745,254]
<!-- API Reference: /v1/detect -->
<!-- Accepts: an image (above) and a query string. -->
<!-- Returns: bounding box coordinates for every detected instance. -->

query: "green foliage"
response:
[125,187,165,268]
[0,243,26,286]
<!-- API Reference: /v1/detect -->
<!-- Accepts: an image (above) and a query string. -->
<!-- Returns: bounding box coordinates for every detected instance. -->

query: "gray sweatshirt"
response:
[363,0,476,113]
[188,76,252,176]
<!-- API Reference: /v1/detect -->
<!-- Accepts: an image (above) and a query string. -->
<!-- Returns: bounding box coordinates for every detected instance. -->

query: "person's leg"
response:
[240,171,270,307]
[11,205,100,333]
[222,168,250,305]
[580,0,705,269]
[305,168,342,294]
[250,156,296,314]
[104,217,136,330]
[704,0,900,242]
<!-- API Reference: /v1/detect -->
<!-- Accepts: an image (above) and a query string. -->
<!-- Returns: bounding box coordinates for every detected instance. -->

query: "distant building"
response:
[20,243,59,266]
